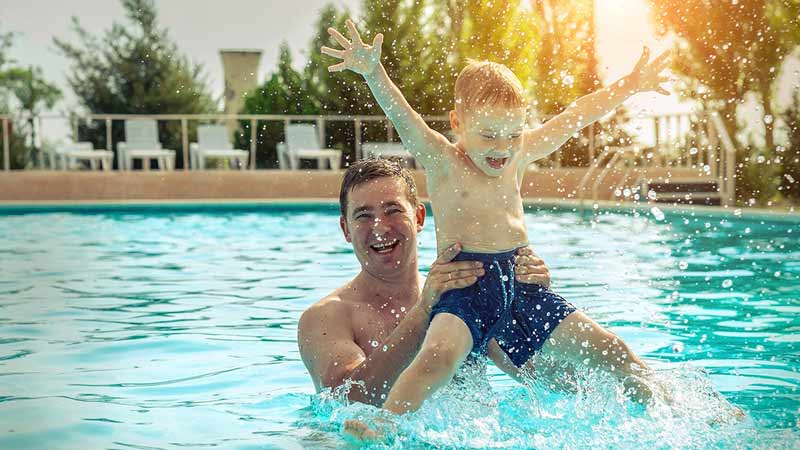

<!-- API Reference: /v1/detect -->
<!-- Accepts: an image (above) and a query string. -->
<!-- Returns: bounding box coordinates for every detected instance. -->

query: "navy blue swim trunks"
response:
[430,249,576,367]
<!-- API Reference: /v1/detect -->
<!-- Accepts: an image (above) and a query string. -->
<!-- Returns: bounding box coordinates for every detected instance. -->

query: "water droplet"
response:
[678,261,689,270]
[370,340,379,348]
[672,342,684,353]
[650,206,665,221]
[722,279,733,288]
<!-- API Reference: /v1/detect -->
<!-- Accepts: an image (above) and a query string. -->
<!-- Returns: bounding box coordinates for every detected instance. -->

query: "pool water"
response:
[0,203,798,449]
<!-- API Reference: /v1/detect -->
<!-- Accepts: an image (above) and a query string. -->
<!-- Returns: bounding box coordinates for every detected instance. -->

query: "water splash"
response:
[308,362,798,449]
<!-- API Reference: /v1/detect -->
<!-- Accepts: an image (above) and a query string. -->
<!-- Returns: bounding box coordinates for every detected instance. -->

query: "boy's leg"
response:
[382,312,474,414]
[539,311,654,401]
[488,338,579,392]
[486,338,523,383]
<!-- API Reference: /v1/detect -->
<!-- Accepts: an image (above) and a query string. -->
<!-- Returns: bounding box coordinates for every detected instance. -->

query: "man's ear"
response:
[415,202,426,232]
[340,215,352,243]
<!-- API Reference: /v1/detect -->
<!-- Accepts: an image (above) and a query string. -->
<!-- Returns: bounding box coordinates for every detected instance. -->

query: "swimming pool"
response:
[0,202,797,449]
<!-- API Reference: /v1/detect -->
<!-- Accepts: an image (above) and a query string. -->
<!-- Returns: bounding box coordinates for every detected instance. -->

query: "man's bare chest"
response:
[351,306,406,355]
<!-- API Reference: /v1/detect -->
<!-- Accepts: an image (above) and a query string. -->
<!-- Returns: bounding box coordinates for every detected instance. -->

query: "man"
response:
[297,158,552,405]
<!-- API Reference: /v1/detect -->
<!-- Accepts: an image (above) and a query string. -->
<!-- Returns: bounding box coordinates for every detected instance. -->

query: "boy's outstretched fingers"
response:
[372,33,384,50]
[327,27,350,48]
[345,19,365,46]
[320,46,344,58]
[634,46,650,72]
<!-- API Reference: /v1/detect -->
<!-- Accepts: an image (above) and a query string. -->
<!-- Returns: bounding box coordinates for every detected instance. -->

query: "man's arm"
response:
[297,297,433,405]
[297,243,483,405]
[322,20,450,166]
[521,47,670,163]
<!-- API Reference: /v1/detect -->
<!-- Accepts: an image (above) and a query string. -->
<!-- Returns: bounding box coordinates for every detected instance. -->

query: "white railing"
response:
[575,110,737,206]
[1,111,736,195]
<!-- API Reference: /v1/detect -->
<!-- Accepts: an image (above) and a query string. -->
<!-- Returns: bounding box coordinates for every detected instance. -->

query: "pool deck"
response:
[0,167,703,201]
[0,169,797,219]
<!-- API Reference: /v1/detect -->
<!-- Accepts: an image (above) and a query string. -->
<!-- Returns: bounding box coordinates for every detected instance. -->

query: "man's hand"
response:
[625,47,671,96]
[419,243,484,312]
[514,247,551,288]
[322,19,384,77]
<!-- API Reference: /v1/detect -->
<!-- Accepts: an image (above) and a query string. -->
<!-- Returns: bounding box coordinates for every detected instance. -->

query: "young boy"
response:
[322,19,671,417]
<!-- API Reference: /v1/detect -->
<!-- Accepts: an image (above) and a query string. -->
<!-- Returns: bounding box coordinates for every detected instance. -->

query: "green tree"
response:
[54,0,216,168]
[647,0,800,203]
[779,89,800,201]
[0,28,61,169]
[444,0,600,166]
[530,0,599,116]
[2,66,61,164]
[236,43,320,168]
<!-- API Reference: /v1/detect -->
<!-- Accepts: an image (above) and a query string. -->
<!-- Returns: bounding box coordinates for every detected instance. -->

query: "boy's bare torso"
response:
[423,139,529,254]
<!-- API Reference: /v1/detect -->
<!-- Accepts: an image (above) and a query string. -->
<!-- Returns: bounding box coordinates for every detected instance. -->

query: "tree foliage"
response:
[778,89,800,201]
[54,0,216,167]
[0,27,62,169]
[240,0,604,167]
[648,0,800,204]
[236,43,320,168]
[648,0,799,147]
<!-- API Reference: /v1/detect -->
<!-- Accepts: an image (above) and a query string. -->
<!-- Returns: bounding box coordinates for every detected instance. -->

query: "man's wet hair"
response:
[339,157,418,218]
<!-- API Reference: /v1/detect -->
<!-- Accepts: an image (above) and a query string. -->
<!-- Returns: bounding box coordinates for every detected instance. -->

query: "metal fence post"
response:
[316,117,325,147]
[2,118,9,171]
[105,119,112,151]
[250,118,257,169]
[181,118,189,170]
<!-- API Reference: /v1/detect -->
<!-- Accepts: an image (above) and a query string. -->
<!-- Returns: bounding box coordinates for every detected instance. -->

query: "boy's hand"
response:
[322,19,384,77]
[626,47,671,96]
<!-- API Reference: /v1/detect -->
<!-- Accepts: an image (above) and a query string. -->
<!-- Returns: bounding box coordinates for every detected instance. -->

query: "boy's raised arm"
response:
[521,47,671,163]
[322,20,449,165]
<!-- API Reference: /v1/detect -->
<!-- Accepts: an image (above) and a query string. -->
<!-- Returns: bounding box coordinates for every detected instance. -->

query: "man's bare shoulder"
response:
[298,287,355,333]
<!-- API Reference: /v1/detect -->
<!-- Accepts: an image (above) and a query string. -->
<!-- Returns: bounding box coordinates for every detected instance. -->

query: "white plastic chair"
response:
[276,124,340,170]
[118,120,176,171]
[51,141,114,171]
[190,125,249,170]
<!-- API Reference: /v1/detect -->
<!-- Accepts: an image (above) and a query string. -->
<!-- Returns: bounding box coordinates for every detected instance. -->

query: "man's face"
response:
[450,105,527,177]
[340,176,425,281]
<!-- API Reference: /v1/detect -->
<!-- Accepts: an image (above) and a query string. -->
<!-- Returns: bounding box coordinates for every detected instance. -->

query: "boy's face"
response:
[450,105,526,177]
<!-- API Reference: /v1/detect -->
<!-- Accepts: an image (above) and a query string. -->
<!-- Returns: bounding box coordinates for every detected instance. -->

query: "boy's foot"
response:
[344,419,384,441]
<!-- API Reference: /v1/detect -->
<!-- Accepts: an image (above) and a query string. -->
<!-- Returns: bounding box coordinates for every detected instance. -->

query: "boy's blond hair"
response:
[454,60,526,116]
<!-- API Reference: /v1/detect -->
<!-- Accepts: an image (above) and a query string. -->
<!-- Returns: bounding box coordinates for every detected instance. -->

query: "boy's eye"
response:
[510,134,521,140]
[481,134,496,140]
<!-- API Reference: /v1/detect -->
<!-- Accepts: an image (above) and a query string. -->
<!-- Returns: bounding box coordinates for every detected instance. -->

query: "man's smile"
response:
[370,238,400,254]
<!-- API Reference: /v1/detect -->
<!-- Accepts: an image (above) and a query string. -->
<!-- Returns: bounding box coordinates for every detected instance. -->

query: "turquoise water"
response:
[0,203,798,449]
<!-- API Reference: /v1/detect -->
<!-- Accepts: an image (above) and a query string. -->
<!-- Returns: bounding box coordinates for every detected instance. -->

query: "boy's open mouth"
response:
[486,156,508,169]
[370,238,399,254]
